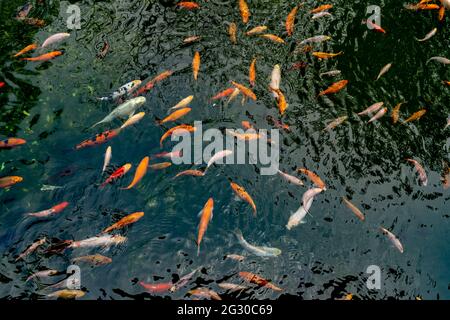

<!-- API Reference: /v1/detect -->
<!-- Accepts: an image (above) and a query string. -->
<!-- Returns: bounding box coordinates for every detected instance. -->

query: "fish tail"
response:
[197,245,200,257]
[234,229,244,242]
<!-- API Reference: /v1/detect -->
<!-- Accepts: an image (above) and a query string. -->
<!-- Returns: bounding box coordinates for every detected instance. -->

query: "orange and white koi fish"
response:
[76,129,120,150]
[102,146,112,173]
[246,26,267,36]
[239,0,250,24]
[123,157,149,190]
[72,254,112,266]
[391,102,405,124]
[358,102,384,116]
[403,109,427,123]
[47,290,85,299]
[14,44,38,57]
[0,137,26,149]
[342,197,365,221]
[175,169,204,178]
[311,4,333,13]
[269,87,288,115]
[169,96,193,113]
[189,288,222,300]
[21,51,63,62]
[100,164,132,188]
[149,162,172,170]
[249,58,257,87]
[27,202,69,218]
[286,6,299,36]
[231,81,256,100]
[26,269,59,282]
[238,272,283,292]
[140,281,173,293]
[160,124,196,147]
[211,88,235,101]
[380,227,404,253]
[226,88,240,105]
[218,283,249,292]
[226,254,245,261]
[229,23,237,44]
[368,107,387,123]
[406,158,428,186]
[323,116,348,131]
[184,36,201,44]
[0,176,23,188]
[298,168,327,189]
[134,70,173,96]
[16,237,46,261]
[120,112,145,130]
[230,182,256,216]
[318,80,348,96]
[259,34,285,44]
[193,51,200,80]
[197,198,214,256]
[312,51,343,59]
[157,108,191,125]
[68,235,127,249]
[177,1,200,9]
[102,212,144,233]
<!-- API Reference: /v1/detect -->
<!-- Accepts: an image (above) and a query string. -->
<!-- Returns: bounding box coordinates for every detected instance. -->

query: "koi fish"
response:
[277,170,304,186]
[238,272,283,292]
[72,254,112,266]
[267,115,291,131]
[68,235,127,249]
[16,3,33,18]
[427,56,450,64]
[47,290,85,299]
[302,187,323,209]
[41,33,70,48]
[19,17,46,27]
[297,168,327,189]
[26,269,59,282]
[368,107,387,123]
[157,108,191,125]
[406,158,428,186]
[0,176,23,188]
[120,112,145,129]
[416,28,437,42]
[27,202,69,218]
[286,195,314,230]
[229,23,237,44]
[380,227,404,253]
[140,281,173,293]
[226,88,240,105]
[0,138,26,148]
[149,162,172,170]
[313,52,343,59]
[16,237,46,261]
[123,157,149,190]
[189,288,222,300]
[226,254,245,261]
[239,0,250,24]
[152,150,183,160]
[439,5,445,21]
[312,12,333,19]
[311,4,333,13]
[197,198,214,256]
[235,230,281,257]
[183,36,201,44]
[324,115,348,131]
[299,35,331,45]
[318,80,348,96]
[269,87,288,115]
[170,269,199,292]
[231,81,256,100]
[174,169,204,178]
[403,109,427,123]
[100,163,132,188]
[225,129,262,141]
[102,212,144,233]
[342,197,365,221]
[91,97,146,128]
[357,102,384,116]
[259,34,285,44]
[246,26,267,36]
[134,70,173,96]
[98,80,142,101]
[270,65,281,98]
[218,283,249,292]
[391,102,405,124]
[13,44,38,57]
[169,96,194,112]
[376,63,392,81]
[286,6,299,36]
[249,58,257,87]
[76,129,120,150]
[241,121,255,130]
[204,150,233,173]
[211,88,235,101]
[289,61,307,71]
[177,1,200,9]
[404,3,440,10]
[363,20,386,33]
[230,182,257,215]
[160,124,196,147]
[193,51,200,80]
[97,40,110,59]
[21,51,63,62]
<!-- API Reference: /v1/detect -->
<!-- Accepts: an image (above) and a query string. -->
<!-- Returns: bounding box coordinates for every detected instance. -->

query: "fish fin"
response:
[197,209,204,218]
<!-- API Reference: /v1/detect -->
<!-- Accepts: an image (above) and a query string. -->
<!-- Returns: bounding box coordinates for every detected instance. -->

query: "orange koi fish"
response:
[229,23,237,44]
[211,88,235,101]
[239,0,250,24]
[102,212,144,233]
[298,168,327,189]
[189,288,222,300]
[27,202,69,218]
[403,109,427,123]
[439,5,445,21]
[312,51,343,59]
[259,34,285,44]
[123,157,149,190]
[230,182,256,216]
[75,129,120,150]
[100,164,132,188]
[0,176,23,188]
[197,198,214,256]
[0,137,26,149]
[193,51,200,80]
[311,4,333,13]
[241,121,255,130]
[249,58,257,87]
[342,197,365,221]
[183,36,201,44]
[269,87,288,115]
[286,6,299,36]
[21,51,63,61]
[135,70,173,96]
[174,169,204,178]
[391,102,405,124]
[140,281,173,293]
[226,129,262,141]
[246,26,267,36]
[14,44,38,57]
[318,80,348,96]
[177,1,200,9]
[149,162,172,170]
[231,81,256,100]
[160,124,196,147]
[157,108,191,125]
[239,272,283,292]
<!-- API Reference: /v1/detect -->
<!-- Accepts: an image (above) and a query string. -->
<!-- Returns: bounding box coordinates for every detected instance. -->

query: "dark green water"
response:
[0,0,449,300]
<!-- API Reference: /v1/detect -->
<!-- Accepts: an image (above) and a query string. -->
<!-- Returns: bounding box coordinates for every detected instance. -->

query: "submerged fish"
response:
[406,158,428,186]
[380,227,404,253]
[376,63,392,81]
[427,56,450,64]
[102,146,112,173]
[41,33,70,48]
[357,102,384,116]
[149,162,172,170]
[311,4,333,13]
[140,281,173,293]
[170,269,199,293]
[403,109,427,123]
[120,112,145,129]
[286,6,299,36]
[174,169,204,178]
[189,288,222,300]
[277,170,304,186]
[0,137,26,149]
[230,81,256,100]
[98,80,142,101]
[249,58,257,87]
[204,150,233,173]
[0,176,23,188]
[320,70,341,78]
[235,230,281,257]
[123,157,149,190]
[416,28,437,42]
[211,88,235,101]
[297,168,327,189]
[68,235,127,249]
[391,102,405,124]
[21,51,63,62]
[299,35,331,45]
[324,116,348,131]
[16,237,46,261]
[229,23,237,44]
[47,290,85,299]
[226,254,245,261]
[102,212,144,233]
[26,269,59,282]
[260,34,285,44]
[197,198,214,256]
[157,108,191,125]
[270,65,281,98]
[246,26,267,36]
[27,202,69,218]
[230,182,257,216]
[193,52,200,80]
[13,44,37,58]
[169,96,194,112]
[368,107,387,123]
[318,80,348,96]
[72,254,112,266]
[342,197,365,221]
[100,164,132,188]
[239,0,250,24]
[160,124,196,147]
[312,12,333,19]
[76,129,120,149]
[91,97,146,128]
[312,52,343,59]
[218,283,248,292]
[239,272,283,292]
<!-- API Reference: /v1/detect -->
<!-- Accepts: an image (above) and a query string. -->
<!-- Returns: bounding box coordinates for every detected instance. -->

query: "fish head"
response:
[133,80,142,87]
[12,176,23,183]
[122,163,132,173]
[133,96,146,106]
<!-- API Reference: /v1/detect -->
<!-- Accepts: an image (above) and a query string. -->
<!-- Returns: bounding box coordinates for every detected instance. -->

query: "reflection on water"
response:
[0,0,449,300]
